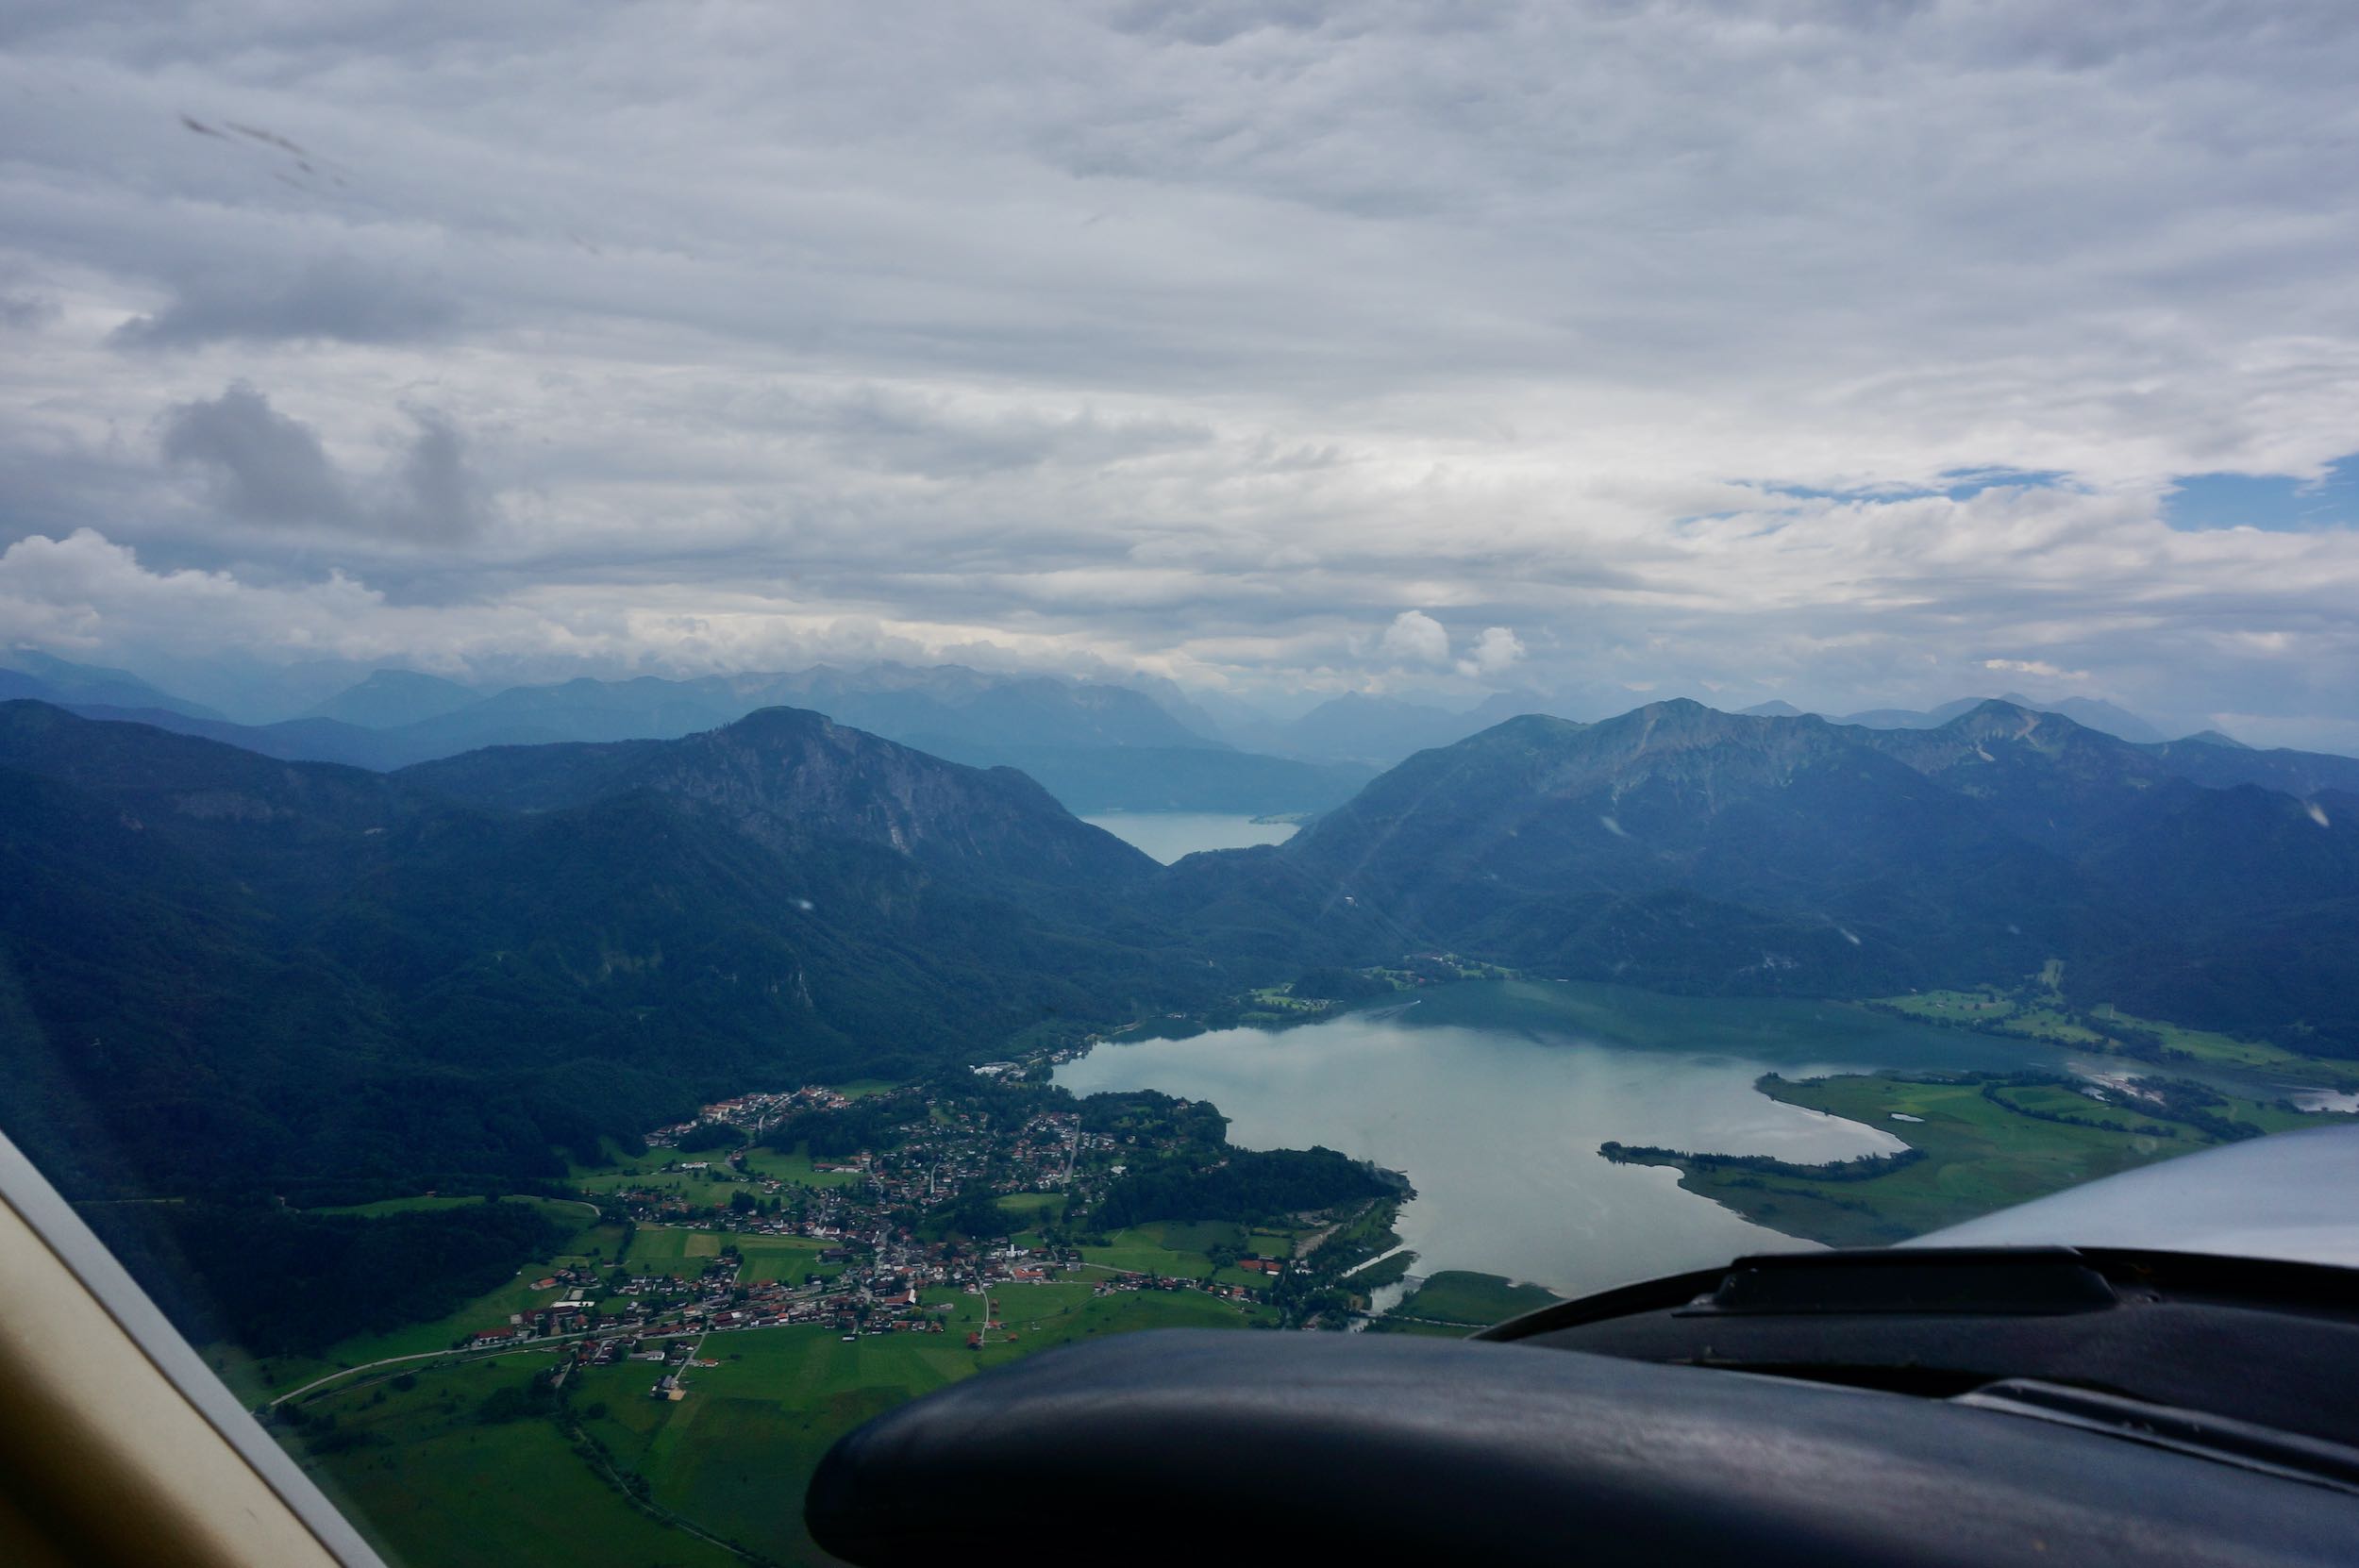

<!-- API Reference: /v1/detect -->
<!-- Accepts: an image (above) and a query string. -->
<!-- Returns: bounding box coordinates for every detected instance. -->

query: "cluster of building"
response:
[644,1084,852,1146]
[462,1080,1280,1378]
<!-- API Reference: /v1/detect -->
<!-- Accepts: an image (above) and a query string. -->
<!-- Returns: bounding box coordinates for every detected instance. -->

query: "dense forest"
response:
[0,703,1226,1208]
[80,1199,566,1358]
[1096,1146,1397,1229]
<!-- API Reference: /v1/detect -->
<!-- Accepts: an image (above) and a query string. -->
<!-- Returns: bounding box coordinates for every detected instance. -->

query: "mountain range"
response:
[0,647,229,722]
[1246,701,2358,1043]
[8,647,2329,792]
[1743,692,2172,744]
[0,657,1375,815]
[1239,686,2186,769]
[4,689,2355,1210]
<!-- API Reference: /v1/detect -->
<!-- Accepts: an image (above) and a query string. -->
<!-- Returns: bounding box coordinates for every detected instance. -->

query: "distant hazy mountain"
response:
[1262,692,1448,764]
[1107,671,1230,746]
[1834,707,1942,728]
[0,649,226,722]
[1278,691,1549,766]
[1979,693,2166,743]
[58,662,1352,813]
[1825,692,2167,745]
[301,669,477,727]
[51,704,400,768]
[2130,735,2359,800]
[1738,700,1806,718]
[292,662,1215,758]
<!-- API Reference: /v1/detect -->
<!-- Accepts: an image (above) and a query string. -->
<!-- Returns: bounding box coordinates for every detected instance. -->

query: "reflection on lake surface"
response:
[1054,980,2079,1299]
[1079,811,1298,864]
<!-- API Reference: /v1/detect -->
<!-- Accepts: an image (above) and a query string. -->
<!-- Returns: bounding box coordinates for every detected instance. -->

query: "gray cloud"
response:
[0,2,2356,744]
[159,383,350,525]
[379,409,492,542]
[112,254,457,350]
[0,291,59,329]
[159,383,490,542]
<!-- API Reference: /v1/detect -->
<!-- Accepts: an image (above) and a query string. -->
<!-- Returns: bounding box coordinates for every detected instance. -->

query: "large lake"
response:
[1080,811,1299,864]
[1055,980,2090,1299]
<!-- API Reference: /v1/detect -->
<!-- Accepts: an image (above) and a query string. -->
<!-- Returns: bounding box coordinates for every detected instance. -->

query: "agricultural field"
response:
[293,1278,1273,1566]
[566,1142,871,1208]
[1079,1219,1246,1277]
[569,1160,738,1211]
[625,1226,843,1285]
[1075,1217,1319,1292]
[1871,989,2021,1025]
[2090,1007,2359,1087]
[1871,964,2359,1091]
[290,1354,740,1568]
[1246,986,1331,1014]
[735,1143,867,1189]
[992,1190,1063,1221]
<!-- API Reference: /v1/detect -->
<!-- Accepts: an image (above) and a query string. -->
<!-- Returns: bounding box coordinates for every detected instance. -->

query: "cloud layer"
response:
[2,2,2357,742]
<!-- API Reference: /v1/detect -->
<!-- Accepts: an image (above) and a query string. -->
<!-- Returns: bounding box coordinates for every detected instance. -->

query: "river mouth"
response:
[1055,979,2095,1299]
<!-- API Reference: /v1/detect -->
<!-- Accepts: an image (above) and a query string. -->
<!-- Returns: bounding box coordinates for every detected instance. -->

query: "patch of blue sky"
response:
[1693,467,2075,523]
[2164,453,2359,532]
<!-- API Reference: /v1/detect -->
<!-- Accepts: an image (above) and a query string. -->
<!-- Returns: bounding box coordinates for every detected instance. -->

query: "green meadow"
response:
[1391,1270,1557,1327]
[1079,1219,1245,1276]
[626,1226,843,1284]
[1652,1072,2324,1248]
[295,1275,1273,1567]
[290,1354,740,1568]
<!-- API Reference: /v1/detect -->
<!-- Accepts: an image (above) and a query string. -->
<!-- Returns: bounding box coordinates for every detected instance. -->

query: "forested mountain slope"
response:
[1254,701,2359,1049]
[0,702,1202,1205]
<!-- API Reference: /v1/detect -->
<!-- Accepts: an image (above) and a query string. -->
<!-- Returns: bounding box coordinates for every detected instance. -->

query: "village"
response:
[464,1072,1345,1399]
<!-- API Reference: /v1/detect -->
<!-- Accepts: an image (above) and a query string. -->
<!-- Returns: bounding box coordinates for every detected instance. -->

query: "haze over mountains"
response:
[9,644,2314,807]
[4,685,2354,1217]
[1740,693,2170,745]
[1,654,1380,816]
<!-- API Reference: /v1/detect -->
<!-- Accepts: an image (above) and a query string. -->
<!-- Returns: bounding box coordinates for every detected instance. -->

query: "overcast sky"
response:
[4,1,2358,743]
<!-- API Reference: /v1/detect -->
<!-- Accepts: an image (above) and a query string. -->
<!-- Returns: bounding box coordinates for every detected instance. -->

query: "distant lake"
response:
[1080,811,1299,864]
[1056,980,2087,1299]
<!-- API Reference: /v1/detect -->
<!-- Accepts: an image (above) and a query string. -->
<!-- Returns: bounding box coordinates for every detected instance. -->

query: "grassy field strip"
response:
[1632,1070,2334,1249]
[1383,1271,1558,1328]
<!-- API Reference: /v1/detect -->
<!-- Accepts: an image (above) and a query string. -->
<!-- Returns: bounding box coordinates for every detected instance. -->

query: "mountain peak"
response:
[1608,695,1774,742]
[405,704,1155,888]
[302,668,477,727]
[714,703,834,742]
[0,648,227,723]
